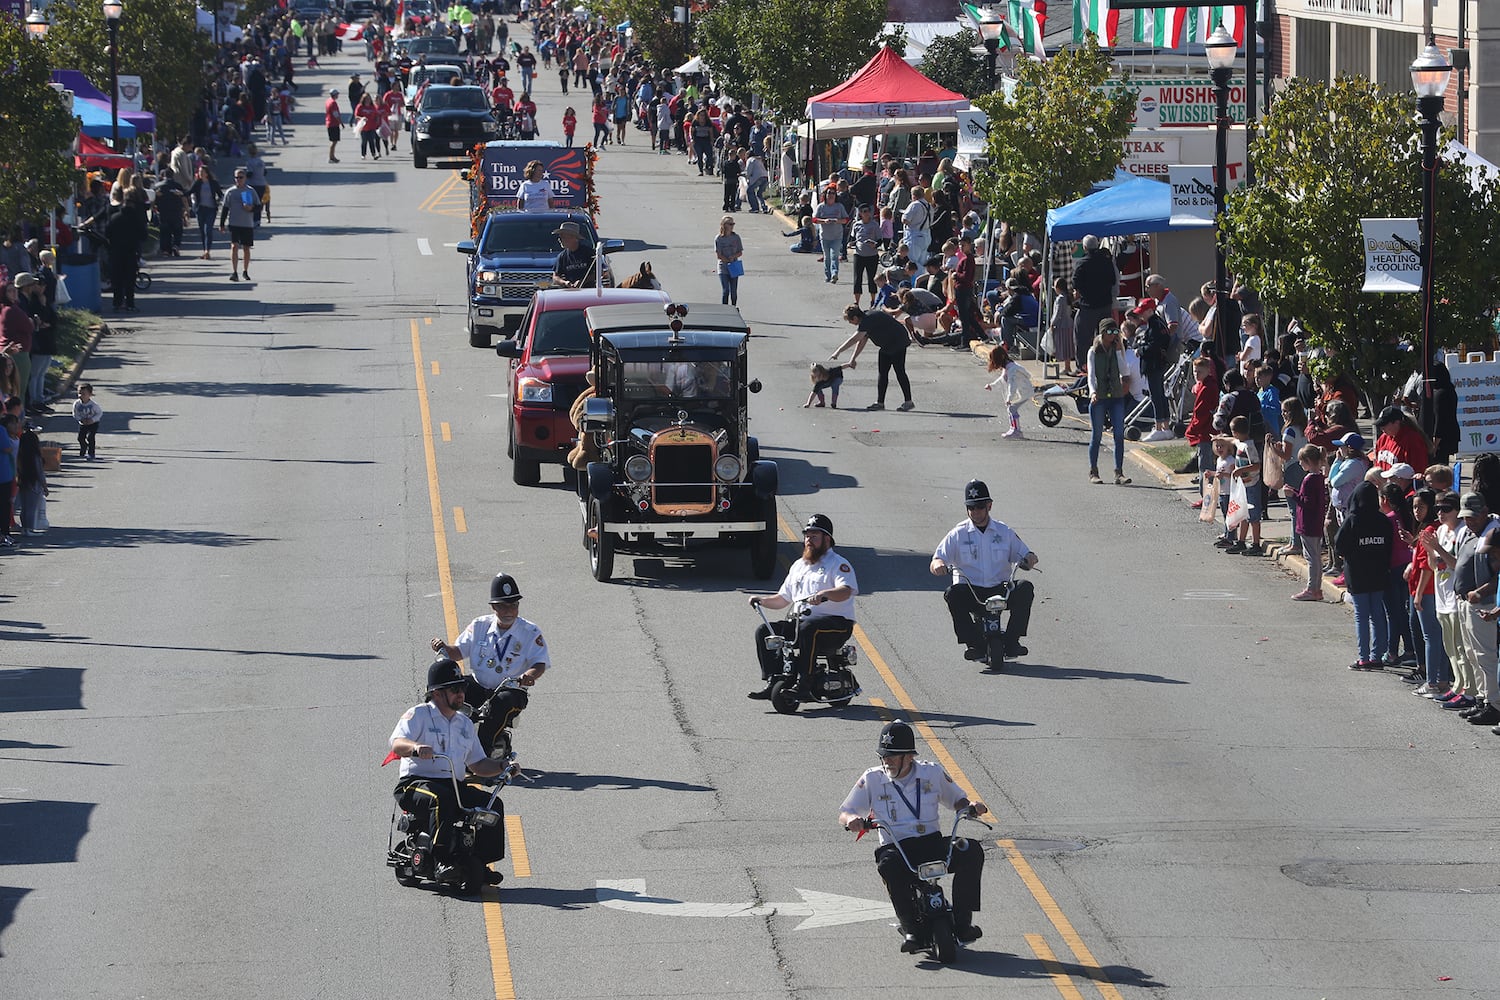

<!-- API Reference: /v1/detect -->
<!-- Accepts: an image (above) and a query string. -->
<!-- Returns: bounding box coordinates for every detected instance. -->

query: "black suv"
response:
[577,302,779,583]
[411,85,497,168]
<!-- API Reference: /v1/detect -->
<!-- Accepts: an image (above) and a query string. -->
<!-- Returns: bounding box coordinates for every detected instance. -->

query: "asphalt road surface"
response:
[5,44,1500,1000]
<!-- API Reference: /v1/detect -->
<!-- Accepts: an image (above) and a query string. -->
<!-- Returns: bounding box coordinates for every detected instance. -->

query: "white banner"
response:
[956,110,989,156]
[1445,352,1500,455]
[1168,165,1216,227]
[1360,218,1421,293]
[116,74,143,112]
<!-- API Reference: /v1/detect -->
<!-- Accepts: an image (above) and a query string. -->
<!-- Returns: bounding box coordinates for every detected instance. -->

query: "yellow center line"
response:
[454,506,468,533]
[413,319,514,999]
[440,422,452,442]
[775,508,1123,996]
[505,815,531,877]
[424,316,432,326]
[1025,933,1090,1000]
[418,171,460,213]
[432,361,440,376]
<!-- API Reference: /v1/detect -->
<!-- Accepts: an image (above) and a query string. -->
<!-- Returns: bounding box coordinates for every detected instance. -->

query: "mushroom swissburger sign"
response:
[1112,78,1248,129]
[1359,219,1421,293]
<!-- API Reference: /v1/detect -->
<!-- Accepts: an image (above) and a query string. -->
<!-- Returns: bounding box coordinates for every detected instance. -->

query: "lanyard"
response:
[492,631,513,665]
[890,773,922,820]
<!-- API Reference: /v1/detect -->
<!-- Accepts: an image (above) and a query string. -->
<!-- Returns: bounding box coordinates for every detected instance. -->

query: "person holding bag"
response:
[1086,321,1131,486]
[714,215,743,307]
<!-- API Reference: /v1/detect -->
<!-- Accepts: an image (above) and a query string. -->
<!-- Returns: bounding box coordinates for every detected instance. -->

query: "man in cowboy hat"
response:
[550,221,595,288]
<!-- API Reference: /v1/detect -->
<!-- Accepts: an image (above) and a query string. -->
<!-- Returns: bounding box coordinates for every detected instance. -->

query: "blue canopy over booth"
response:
[71,95,137,140]
[1045,176,1180,241]
[53,69,158,135]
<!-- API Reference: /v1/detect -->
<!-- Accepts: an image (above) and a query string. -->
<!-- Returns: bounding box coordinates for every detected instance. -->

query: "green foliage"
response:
[918,27,989,100]
[590,0,689,69]
[0,18,82,228]
[44,0,215,140]
[691,0,891,115]
[1224,76,1500,404]
[971,35,1134,236]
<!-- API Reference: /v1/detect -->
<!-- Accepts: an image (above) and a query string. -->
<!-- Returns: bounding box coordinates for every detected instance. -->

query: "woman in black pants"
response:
[830,305,915,412]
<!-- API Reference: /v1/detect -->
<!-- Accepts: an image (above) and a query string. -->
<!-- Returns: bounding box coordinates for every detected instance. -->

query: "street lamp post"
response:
[973,6,1005,92]
[1411,40,1453,439]
[1204,24,1238,358]
[25,8,50,39]
[103,0,123,151]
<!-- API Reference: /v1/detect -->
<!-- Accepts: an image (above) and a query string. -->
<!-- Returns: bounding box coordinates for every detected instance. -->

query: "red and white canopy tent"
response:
[74,133,133,170]
[803,44,970,139]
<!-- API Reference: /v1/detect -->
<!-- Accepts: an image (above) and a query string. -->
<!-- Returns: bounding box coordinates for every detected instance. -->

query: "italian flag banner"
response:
[1132,7,1190,47]
[961,2,1009,49]
[1073,0,1119,46]
[1009,0,1047,58]
[1190,5,1246,45]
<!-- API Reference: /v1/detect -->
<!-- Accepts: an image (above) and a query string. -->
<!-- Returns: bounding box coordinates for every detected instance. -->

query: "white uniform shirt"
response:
[455,614,551,689]
[932,518,1030,588]
[840,760,966,846]
[776,548,858,620]
[390,702,487,780]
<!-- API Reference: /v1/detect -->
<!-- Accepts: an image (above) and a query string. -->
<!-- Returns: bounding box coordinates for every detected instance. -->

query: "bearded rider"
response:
[431,572,549,754]
[838,720,986,953]
[745,514,857,700]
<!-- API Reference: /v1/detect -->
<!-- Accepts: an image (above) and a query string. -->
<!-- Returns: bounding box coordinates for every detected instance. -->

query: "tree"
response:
[0,17,81,230]
[918,27,989,100]
[44,0,215,140]
[693,0,756,102]
[971,35,1135,237]
[590,0,690,69]
[745,0,894,117]
[1224,76,1500,409]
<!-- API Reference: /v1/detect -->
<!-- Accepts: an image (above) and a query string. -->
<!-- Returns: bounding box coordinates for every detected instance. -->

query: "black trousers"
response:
[395,775,506,864]
[944,579,1034,650]
[754,615,854,683]
[464,679,528,754]
[874,832,983,935]
[876,348,912,405]
[77,421,99,457]
[852,253,878,297]
[110,253,137,308]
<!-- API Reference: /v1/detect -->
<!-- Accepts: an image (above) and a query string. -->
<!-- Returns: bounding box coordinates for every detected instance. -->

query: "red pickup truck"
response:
[497,286,671,485]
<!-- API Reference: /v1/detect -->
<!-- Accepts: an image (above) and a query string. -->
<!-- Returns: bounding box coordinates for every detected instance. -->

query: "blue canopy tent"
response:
[53,69,158,134]
[72,95,137,140]
[1045,176,1180,241]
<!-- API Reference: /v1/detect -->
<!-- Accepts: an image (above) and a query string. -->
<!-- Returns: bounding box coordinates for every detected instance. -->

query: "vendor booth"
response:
[52,69,158,136]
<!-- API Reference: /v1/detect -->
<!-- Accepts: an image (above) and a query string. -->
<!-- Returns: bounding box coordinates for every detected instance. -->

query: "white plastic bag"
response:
[55,274,71,306]
[1225,476,1252,530]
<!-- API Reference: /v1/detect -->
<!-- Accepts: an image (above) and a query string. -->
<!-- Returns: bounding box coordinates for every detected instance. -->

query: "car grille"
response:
[650,430,716,515]
[499,271,552,299]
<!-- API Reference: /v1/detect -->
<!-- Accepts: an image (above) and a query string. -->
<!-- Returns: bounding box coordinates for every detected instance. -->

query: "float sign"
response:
[479,143,588,209]
[1169,165,1216,227]
[1445,352,1500,455]
[1360,218,1421,292]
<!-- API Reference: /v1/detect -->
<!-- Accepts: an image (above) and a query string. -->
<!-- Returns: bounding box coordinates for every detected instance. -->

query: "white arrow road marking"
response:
[417,238,433,255]
[595,879,890,930]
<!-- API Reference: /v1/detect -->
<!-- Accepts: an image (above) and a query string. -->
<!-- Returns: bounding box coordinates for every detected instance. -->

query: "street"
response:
[4,49,1500,1000]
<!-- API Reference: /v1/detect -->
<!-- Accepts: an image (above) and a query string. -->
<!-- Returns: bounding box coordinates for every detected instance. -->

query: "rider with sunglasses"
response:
[929,479,1038,662]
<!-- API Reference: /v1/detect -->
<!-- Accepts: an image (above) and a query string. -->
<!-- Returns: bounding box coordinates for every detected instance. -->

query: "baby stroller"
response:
[1036,376,1088,428]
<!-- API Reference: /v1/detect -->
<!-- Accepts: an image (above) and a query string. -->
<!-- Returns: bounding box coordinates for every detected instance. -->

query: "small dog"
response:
[618,261,660,290]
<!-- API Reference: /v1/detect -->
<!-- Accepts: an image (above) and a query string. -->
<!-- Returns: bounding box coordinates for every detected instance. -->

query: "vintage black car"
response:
[577,302,779,582]
[410,85,497,168]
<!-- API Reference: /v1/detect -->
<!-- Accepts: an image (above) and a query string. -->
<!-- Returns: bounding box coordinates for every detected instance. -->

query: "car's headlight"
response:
[481,120,498,132]
[518,378,552,403]
[477,270,500,282]
[417,116,431,129]
[625,455,652,483]
[713,455,742,482]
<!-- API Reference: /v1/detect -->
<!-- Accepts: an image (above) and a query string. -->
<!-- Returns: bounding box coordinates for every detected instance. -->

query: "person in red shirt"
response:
[1185,356,1220,509]
[381,87,405,151]
[324,89,342,163]
[951,235,982,339]
[562,107,577,148]
[1373,404,1431,474]
[491,79,514,111]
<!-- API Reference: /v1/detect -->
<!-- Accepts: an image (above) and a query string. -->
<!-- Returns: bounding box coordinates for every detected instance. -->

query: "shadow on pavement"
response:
[0,887,31,957]
[110,380,389,398]
[763,455,859,495]
[1000,661,1188,685]
[27,526,271,548]
[795,703,1034,729]
[2,636,379,661]
[0,800,96,865]
[0,667,84,713]
[523,771,714,793]
[915,949,1165,990]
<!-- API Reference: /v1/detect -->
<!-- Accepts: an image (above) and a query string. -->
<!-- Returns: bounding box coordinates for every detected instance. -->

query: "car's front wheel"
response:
[587,499,614,582]
[413,152,428,169]
[750,500,778,580]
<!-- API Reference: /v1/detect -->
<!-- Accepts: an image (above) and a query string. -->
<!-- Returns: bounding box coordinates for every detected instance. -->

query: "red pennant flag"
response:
[855,813,874,841]
[381,749,401,766]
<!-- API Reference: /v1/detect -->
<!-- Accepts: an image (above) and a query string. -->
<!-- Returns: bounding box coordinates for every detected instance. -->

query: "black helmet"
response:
[803,514,834,539]
[426,657,466,693]
[878,719,916,757]
[964,480,990,506]
[489,572,523,603]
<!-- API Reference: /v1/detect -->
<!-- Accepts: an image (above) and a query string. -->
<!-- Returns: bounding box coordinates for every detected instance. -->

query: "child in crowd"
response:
[73,382,103,460]
[1048,276,1077,378]
[1327,432,1371,585]
[1209,436,1238,543]
[1255,364,1282,437]
[1186,356,1219,510]
[870,270,893,311]
[1336,481,1394,669]
[805,363,843,409]
[984,343,1033,440]
[1379,483,1417,665]
[1224,414,1264,555]
[1405,489,1452,697]
[562,107,577,147]
[1423,492,1473,700]
[878,207,895,251]
[16,419,45,535]
[1425,463,1454,494]
[1284,444,1327,600]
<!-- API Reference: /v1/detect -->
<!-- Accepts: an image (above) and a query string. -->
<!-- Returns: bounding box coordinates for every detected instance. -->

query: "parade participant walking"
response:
[714,215,743,306]
[832,305,914,412]
[746,514,857,700]
[218,167,262,283]
[839,720,986,953]
[325,88,343,163]
[930,479,1038,661]
[431,573,550,754]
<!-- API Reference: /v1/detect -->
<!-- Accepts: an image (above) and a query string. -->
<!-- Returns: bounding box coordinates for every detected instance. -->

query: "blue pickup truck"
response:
[457,209,616,348]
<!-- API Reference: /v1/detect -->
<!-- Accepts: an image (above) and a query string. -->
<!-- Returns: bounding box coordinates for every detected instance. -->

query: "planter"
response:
[41,444,62,472]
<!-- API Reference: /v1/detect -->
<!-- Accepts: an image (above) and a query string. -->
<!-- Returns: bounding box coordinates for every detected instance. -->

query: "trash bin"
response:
[59,252,101,313]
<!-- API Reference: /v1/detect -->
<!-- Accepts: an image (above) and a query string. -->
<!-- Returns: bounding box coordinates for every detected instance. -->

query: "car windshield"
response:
[407,37,457,56]
[531,311,591,356]
[619,361,733,400]
[481,218,592,254]
[421,89,488,111]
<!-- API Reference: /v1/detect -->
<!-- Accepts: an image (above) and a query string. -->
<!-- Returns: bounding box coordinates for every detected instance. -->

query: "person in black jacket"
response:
[1431,363,1461,465]
[105,191,148,312]
[1337,481,1394,669]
